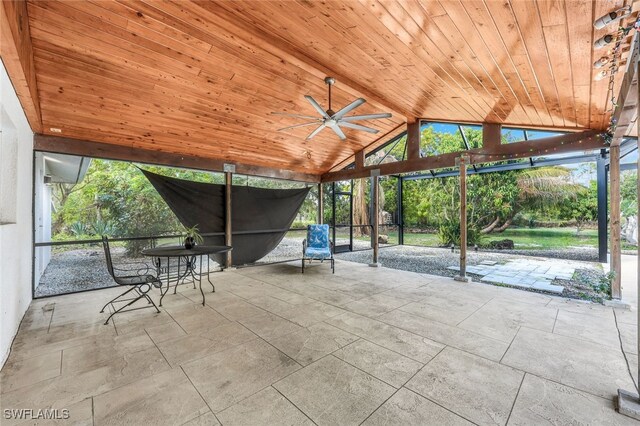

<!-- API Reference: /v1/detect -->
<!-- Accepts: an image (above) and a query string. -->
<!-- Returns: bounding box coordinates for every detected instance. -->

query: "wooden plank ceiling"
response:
[18,0,636,176]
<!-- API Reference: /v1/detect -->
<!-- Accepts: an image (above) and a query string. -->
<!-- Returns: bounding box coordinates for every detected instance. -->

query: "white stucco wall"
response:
[0,62,34,367]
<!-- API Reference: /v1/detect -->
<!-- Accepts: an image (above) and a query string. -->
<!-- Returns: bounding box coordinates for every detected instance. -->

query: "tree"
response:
[558,181,598,234]
[621,171,637,217]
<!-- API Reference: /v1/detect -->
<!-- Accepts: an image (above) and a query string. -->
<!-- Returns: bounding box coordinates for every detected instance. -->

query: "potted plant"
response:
[183,224,204,249]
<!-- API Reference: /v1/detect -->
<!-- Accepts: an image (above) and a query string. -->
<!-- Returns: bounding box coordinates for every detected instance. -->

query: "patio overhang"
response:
[2,0,637,181]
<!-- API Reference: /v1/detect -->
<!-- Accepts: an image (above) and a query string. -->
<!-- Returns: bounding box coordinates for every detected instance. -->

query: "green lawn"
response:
[284,226,633,252]
[378,227,602,251]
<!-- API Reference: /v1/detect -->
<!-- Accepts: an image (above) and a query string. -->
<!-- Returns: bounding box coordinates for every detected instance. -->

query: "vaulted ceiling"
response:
[3,0,637,176]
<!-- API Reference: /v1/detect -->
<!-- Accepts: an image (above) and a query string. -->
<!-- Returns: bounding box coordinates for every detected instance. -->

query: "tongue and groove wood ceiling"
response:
[22,0,632,175]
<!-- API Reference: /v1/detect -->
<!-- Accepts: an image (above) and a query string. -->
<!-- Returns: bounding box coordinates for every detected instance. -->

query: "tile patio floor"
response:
[1,259,639,425]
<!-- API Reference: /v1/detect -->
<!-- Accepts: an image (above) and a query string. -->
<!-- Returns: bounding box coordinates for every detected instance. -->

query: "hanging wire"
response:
[606,17,640,142]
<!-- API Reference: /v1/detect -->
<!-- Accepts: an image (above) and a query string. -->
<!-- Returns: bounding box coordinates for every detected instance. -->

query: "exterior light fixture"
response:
[595,70,609,81]
[450,244,455,253]
[593,6,632,29]
[49,127,62,133]
[594,34,615,49]
[593,56,610,68]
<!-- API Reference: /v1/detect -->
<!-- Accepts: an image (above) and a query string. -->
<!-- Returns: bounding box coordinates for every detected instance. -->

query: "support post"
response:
[224,171,232,268]
[369,175,380,267]
[616,35,640,421]
[355,150,365,170]
[610,144,621,299]
[397,177,404,245]
[482,123,502,149]
[597,150,608,263]
[317,183,324,224]
[455,156,469,282]
[407,119,421,160]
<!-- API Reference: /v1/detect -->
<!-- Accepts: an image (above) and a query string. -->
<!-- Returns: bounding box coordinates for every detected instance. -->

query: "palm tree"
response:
[492,166,584,233]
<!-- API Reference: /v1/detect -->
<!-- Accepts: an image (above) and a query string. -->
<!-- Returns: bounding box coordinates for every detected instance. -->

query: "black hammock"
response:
[141,169,310,266]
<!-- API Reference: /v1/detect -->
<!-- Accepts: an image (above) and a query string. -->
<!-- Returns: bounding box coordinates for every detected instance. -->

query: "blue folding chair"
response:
[302,224,334,273]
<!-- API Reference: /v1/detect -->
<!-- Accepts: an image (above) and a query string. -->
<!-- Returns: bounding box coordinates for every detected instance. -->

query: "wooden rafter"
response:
[611,33,639,146]
[321,129,605,182]
[1,0,41,131]
[34,134,319,183]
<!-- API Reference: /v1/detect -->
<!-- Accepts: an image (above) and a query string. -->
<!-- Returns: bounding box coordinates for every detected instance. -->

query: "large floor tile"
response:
[363,387,473,425]
[274,355,395,426]
[60,332,160,376]
[379,309,509,361]
[553,309,620,349]
[181,412,220,426]
[502,327,634,398]
[333,339,423,388]
[327,312,444,363]
[398,298,477,326]
[268,322,358,365]
[239,311,303,340]
[406,347,523,426]
[508,374,637,425]
[164,304,229,334]
[156,322,257,366]
[457,298,557,342]
[343,294,411,318]
[0,351,62,393]
[216,386,313,426]
[7,397,94,426]
[246,295,297,317]
[279,301,346,327]
[1,357,170,415]
[181,339,300,412]
[93,368,209,425]
[210,299,267,322]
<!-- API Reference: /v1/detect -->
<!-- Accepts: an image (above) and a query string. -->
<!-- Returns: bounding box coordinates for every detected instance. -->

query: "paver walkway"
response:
[448,258,581,294]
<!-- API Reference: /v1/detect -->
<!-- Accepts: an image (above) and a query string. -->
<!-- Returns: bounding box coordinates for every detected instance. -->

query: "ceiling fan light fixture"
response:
[273,77,392,141]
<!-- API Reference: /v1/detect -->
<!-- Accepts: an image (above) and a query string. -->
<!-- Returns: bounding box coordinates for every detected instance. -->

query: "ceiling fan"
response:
[272,77,392,140]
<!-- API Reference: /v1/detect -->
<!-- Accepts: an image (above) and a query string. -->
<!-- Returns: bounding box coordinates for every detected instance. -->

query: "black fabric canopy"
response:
[141,169,310,266]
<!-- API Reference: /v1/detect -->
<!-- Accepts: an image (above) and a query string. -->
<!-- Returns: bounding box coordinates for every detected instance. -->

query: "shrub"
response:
[436,217,482,247]
[92,219,115,236]
[69,221,89,236]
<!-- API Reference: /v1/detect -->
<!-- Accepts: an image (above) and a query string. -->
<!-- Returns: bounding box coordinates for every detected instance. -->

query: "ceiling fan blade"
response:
[332,125,347,140]
[339,122,380,134]
[332,98,366,119]
[278,121,323,131]
[304,95,330,119]
[340,113,392,121]
[271,112,322,120]
[306,124,326,140]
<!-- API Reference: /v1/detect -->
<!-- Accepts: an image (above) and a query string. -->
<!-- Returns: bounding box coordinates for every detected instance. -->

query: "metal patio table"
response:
[142,245,232,306]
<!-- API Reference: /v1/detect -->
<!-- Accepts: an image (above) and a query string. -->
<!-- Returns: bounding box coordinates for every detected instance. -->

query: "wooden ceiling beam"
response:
[611,34,640,146]
[34,134,319,183]
[1,0,41,131]
[321,129,604,182]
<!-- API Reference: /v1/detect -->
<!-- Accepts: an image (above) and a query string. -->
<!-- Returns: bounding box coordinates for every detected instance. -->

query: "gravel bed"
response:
[336,245,522,278]
[35,238,607,302]
[36,248,126,297]
[479,247,599,262]
[336,245,607,302]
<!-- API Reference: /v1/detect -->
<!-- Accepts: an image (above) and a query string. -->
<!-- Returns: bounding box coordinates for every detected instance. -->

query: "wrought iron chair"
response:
[100,236,161,325]
[302,224,334,273]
